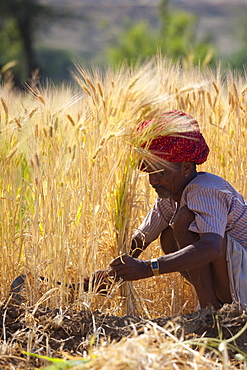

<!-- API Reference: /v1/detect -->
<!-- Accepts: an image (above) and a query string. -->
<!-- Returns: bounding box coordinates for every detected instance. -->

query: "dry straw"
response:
[33,322,246,370]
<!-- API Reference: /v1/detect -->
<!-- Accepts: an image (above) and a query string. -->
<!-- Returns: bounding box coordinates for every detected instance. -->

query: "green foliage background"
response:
[1,0,246,84]
[107,0,216,67]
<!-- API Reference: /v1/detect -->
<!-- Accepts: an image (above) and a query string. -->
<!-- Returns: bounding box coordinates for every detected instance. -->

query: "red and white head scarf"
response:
[139,110,209,165]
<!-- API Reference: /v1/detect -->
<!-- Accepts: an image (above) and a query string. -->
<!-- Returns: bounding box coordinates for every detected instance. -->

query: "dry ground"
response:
[0,301,246,369]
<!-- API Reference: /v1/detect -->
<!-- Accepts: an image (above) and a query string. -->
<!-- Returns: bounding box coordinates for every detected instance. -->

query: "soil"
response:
[0,302,247,369]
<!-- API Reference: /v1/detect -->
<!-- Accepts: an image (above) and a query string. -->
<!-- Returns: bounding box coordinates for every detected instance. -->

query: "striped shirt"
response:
[133,172,247,250]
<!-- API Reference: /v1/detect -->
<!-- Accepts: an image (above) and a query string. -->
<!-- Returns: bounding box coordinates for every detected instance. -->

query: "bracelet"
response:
[150,258,160,276]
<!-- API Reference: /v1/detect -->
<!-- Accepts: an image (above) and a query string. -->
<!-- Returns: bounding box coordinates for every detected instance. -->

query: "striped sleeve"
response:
[183,188,230,237]
[133,198,176,244]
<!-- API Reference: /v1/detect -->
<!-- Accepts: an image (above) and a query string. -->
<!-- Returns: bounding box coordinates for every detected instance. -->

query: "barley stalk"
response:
[0,97,9,124]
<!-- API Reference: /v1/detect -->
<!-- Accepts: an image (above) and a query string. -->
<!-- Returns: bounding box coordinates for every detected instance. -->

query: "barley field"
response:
[0,57,247,368]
